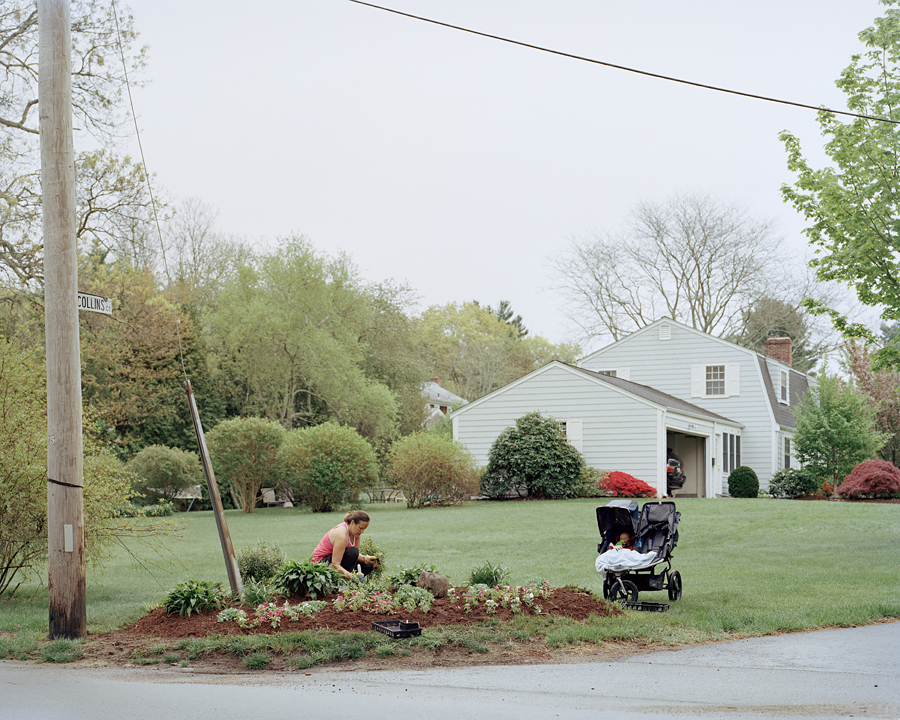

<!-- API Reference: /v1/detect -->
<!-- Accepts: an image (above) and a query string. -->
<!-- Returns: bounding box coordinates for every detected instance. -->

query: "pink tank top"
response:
[312,522,357,562]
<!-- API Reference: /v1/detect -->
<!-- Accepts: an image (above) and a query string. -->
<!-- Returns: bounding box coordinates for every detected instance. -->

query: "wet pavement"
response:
[2,622,898,719]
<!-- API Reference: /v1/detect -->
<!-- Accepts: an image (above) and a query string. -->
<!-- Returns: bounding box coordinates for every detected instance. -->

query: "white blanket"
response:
[595,547,658,573]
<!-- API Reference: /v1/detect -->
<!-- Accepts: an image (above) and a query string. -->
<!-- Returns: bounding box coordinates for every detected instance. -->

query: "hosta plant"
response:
[274,559,340,599]
[163,580,227,617]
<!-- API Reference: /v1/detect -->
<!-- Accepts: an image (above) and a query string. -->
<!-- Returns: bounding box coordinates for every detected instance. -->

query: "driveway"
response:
[2,622,897,720]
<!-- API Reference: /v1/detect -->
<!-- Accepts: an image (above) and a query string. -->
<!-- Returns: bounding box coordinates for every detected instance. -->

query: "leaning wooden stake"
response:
[40,0,86,639]
[185,380,243,596]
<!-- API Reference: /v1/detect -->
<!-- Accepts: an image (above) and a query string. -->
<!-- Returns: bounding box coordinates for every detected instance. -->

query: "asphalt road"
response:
[2,623,898,720]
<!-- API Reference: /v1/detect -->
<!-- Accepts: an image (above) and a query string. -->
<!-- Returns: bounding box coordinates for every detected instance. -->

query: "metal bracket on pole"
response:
[185,380,243,596]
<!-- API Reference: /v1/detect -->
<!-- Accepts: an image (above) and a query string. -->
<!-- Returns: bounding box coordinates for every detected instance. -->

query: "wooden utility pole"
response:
[39,0,86,639]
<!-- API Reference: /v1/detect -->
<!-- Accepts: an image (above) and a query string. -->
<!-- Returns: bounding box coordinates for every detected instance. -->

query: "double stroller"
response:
[595,499,682,604]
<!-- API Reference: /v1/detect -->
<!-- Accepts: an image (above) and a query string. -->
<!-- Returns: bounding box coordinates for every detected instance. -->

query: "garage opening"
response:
[667,431,706,498]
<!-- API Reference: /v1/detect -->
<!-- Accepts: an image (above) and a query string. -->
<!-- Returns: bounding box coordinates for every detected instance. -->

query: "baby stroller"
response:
[595,499,682,603]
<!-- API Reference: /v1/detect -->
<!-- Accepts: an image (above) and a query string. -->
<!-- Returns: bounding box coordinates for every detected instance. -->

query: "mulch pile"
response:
[110,587,621,641]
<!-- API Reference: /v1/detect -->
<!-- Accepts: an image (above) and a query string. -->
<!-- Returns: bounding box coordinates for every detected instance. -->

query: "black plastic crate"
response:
[625,601,669,612]
[371,620,422,638]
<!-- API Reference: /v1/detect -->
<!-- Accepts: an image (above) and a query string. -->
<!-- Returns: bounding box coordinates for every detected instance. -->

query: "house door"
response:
[667,432,706,498]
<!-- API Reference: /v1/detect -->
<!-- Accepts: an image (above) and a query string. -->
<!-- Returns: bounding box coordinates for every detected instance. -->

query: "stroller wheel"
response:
[608,578,638,603]
[667,570,682,601]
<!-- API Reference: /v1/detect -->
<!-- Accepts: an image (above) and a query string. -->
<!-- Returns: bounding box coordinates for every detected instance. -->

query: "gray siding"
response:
[579,322,780,485]
[454,365,662,488]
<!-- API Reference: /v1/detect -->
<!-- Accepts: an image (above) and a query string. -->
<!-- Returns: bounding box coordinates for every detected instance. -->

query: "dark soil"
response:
[77,587,631,673]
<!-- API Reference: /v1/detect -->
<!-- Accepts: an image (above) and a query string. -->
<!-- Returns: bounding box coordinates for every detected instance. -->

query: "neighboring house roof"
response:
[567,365,741,425]
[421,381,466,408]
[451,361,741,427]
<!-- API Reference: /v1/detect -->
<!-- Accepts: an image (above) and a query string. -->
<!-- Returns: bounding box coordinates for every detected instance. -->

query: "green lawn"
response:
[3,498,899,642]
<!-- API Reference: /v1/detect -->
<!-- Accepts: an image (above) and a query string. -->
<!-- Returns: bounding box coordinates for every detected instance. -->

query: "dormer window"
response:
[780,371,788,403]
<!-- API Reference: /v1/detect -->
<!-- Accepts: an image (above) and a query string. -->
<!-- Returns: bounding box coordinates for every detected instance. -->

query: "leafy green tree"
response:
[0,335,178,598]
[125,445,203,505]
[206,238,398,440]
[793,374,888,490]
[417,302,578,401]
[387,434,480,508]
[278,423,378,512]
[475,300,528,339]
[206,417,286,513]
[481,411,585,499]
[780,1,900,369]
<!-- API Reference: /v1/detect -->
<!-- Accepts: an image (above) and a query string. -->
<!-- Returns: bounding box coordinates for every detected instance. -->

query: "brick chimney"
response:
[766,337,793,367]
[431,377,441,386]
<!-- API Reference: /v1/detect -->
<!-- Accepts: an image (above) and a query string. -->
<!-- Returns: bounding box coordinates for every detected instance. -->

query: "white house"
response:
[450,318,814,497]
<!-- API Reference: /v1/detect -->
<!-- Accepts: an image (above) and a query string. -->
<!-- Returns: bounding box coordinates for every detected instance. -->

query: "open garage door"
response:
[667,431,706,498]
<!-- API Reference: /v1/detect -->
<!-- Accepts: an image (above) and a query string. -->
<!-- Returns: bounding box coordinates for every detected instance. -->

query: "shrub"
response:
[601,471,656,498]
[206,417,286,513]
[236,539,286,583]
[728,466,760,498]
[278,423,378,513]
[241,579,276,607]
[274,559,340,599]
[574,467,609,498]
[768,468,819,499]
[837,460,900,498]
[126,445,204,505]
[481,411,585,499]
[387,433,480,508]
[468,560,511,587]
[163,579,227,616]
[359,536,386,580]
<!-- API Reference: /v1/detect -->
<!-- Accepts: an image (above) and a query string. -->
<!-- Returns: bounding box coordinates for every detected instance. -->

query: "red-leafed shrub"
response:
[601,471,656,498]
[836,460,900,498]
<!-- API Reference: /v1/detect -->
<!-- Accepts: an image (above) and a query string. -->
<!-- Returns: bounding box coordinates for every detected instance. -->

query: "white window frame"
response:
[692,363,740,398]
[596,368,630,380]
[779,370,789,404]
[558,419,583,453]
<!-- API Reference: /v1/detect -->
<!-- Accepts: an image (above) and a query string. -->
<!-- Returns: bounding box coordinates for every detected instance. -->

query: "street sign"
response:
[77,292,112,315]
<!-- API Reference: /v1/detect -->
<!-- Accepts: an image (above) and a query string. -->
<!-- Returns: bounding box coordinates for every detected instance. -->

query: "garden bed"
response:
[114,586,621,640]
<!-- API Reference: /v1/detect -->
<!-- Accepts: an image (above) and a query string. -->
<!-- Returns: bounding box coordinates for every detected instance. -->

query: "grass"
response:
[1,498,898,663]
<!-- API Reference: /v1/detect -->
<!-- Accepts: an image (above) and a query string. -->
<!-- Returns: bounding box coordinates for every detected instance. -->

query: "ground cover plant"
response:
[1,499,898,668]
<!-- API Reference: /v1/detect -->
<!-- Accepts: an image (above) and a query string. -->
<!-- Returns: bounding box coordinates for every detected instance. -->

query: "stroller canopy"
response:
[596,499,640,541]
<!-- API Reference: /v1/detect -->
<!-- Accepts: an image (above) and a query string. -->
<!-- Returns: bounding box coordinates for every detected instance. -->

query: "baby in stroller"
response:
[595,499,683,603]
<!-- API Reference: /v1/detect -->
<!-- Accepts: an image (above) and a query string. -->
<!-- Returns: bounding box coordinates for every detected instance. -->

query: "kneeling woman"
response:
[312,510,378,579]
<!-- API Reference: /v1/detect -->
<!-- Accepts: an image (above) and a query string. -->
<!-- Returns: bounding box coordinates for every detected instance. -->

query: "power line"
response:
[348,0,900,126]
[112,0,188,380]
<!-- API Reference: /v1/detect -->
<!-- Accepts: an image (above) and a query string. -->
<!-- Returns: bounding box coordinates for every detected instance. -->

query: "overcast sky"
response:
[114,0,886,353]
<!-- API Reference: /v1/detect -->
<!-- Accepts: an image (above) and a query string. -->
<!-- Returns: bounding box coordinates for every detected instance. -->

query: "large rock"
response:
[417,571,451,598]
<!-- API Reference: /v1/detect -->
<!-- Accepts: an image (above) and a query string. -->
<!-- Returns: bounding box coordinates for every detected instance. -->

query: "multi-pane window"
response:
[706,365,726,396]
[784,437,791,469]
[722,433,741,474]
[598,370,617,377]
[780,371,788,402]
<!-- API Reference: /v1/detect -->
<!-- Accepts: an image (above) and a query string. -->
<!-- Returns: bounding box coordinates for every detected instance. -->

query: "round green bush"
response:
[481,411,585,499]
[206,417,286,513]
[768,468,819,499]
[126,445,203,505]
[236,539,286,582]
[278,422,378,512]
[387,433,480,508]
[727,465,760,498]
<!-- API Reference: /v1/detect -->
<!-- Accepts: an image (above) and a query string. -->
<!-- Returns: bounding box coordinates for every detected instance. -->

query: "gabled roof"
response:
[757,356,811,430]
[421,381,466,407]
[568,366,740,425]
[578,317,816,429]
[450,361,741,428]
